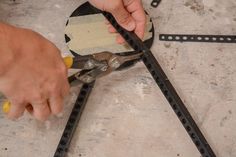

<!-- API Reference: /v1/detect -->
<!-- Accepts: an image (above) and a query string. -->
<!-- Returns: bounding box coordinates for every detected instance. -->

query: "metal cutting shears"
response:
[2,51,143,113]
[64,51,143,84]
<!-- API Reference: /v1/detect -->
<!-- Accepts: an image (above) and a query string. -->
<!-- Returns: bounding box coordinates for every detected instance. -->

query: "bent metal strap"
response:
[103,12,216,157]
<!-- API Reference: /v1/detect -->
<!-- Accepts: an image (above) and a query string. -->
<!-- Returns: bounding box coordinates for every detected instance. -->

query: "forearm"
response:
[0,23,15,76]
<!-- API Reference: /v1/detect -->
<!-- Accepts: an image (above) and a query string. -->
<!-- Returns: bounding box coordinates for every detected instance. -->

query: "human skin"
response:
[0,0,146,121]
[89,0,146,44]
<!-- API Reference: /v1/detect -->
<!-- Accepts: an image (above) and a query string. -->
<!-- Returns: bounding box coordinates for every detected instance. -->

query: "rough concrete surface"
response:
[0,0,236,157]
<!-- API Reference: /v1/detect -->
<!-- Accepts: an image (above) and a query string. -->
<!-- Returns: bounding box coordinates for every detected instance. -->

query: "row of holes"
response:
[143,55,209,156]
[103,12,142,51]
[54,84,90,157]
[160,35,236,42]
[104,12,212,157]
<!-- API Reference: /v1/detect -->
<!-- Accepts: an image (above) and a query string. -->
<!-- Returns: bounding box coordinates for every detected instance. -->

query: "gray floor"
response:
[0,0,236,157]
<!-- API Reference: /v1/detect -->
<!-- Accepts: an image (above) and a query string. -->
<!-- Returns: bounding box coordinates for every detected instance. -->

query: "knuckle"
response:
[31,93,44,103]
[108,1,122,11]
[48,83,58,94]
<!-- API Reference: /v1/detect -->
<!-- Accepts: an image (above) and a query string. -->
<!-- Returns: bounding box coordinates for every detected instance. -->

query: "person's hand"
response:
[89,0,146,44]
[0,23,70,121]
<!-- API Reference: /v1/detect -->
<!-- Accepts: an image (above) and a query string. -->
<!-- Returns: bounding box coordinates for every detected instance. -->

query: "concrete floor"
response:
[0,0,236,157]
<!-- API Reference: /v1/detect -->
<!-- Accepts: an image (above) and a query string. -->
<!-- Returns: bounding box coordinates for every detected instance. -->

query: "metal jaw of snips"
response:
[65,51,143,84]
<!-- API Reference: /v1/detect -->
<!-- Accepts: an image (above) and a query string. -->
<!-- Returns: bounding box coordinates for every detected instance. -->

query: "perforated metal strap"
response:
[53,82,95,157]
[160,34,236,43]
[151,0,162,8]
[103,12,216,157]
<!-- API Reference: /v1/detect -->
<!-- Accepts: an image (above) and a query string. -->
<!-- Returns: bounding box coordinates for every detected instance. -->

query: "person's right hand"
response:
[0,23,70,121]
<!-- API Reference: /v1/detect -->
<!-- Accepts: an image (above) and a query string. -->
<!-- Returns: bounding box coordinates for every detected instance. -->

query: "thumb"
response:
[109,4,136,31]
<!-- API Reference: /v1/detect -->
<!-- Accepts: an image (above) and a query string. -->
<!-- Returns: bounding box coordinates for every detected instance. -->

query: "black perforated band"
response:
[160,34,236,43]
[103,12,216,157]
[53,82,95,157]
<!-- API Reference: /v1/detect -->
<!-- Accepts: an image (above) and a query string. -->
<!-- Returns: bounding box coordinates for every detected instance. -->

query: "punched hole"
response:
[168,97,173,103]
[175,36,180,40]
[152,2,158,6]
[60,140,66,146]
[71,111,78,117]
[66,124,72,130]
[177,111,182,117]
[151,71,156,76]
[204,37,210,40]
[220,37,224,41]
[63,133,68,138]
[75,105,81,110]
[78,97,84,102]
[147,64,152,69]
[200,148,205,154]
[69,118,76,123]
[186,126,191,131]
[164,90,168,96]
[172,104,177,110]
[212,37,217,41]
[227,38,232,41]
[183,36,188,40]
[83,85,89,89]
[57,148,63,153]
[197,37,202,40]
[191,133,195,139]
[168,36,173,40]
[80,90,86,96]
[159,83,164,89]
[195,140,200,146]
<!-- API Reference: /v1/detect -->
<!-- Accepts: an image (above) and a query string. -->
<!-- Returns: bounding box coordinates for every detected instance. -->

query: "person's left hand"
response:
[89,0,146,44]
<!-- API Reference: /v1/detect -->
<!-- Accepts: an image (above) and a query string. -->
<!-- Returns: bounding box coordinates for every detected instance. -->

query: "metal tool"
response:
[65,51,143,84]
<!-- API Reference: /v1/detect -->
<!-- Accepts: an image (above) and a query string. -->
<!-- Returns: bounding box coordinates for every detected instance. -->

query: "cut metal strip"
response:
[103,12,216,157]
[160,34,236,43]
